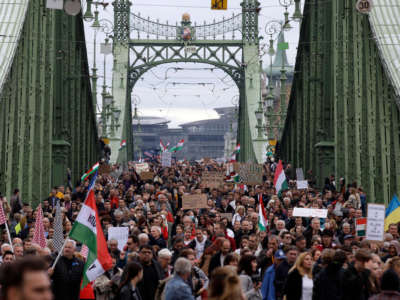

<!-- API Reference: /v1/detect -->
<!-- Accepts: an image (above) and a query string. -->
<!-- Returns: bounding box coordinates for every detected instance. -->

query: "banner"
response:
[293,207,328,218]
[140,171,155,181]
[182,194,208,210]
[135,163,149,174]
[108,227,129,252]
[366,204,385,241]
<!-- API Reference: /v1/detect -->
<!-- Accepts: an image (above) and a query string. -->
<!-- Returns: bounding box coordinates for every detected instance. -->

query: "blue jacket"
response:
[165,274,195,300]
[261,265,275,300]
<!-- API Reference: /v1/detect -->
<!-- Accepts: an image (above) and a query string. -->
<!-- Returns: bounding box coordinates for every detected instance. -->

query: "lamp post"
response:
[132,95,142,161]
[279,0,294,31]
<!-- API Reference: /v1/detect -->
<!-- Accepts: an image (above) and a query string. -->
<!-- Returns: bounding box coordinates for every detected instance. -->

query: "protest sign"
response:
[98,164,112,175]
[161,152,172,167]
[108,227,129,251]
[296,168,305,180]
[135,163,149,174]
[356,218,367,237]
[140,171,154,181]
[182,194,208,210]
[366,204,385,241]
[296,180,308,190]
[220,213,233,221]
[202,172,224,189]
[238,163,263,185]
[293,207,328,218]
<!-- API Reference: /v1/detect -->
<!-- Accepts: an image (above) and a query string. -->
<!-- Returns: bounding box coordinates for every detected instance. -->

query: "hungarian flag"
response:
[258,194,268,232]
[273,160,288,195]
[81,162,99,181]
[119,140,126,151]
[69,173,112,289]
[160,139,168,153]
[356,218,367,237]
[169,139,184,152]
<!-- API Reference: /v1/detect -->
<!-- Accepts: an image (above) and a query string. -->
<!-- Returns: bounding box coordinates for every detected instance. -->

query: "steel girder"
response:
[280,0,400,205]
[0,2,99,206]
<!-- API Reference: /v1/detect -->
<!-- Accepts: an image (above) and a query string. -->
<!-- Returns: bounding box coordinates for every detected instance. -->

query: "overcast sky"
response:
[84,0,301,128]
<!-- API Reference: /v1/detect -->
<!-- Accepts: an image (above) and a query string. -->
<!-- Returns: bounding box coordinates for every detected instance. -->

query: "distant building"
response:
[132,107,237,161]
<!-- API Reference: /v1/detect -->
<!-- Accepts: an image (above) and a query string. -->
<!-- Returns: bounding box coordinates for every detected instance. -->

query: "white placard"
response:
[46,0,64,9]
[108,227,129,252]
[161,152,172,167]
[366,204,385,241]
[296,180,308,190]
[293,207,328,218]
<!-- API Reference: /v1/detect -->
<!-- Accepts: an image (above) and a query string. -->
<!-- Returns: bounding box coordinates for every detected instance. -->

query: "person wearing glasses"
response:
[137,245,163,300]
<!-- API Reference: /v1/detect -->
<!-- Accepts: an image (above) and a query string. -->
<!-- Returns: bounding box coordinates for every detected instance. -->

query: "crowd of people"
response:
[0,158,399,300]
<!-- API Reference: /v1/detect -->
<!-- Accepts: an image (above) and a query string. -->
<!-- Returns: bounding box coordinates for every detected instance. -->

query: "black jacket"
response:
[119,284,143,300]
[51,256,84,300]
[312,264,344,300]
[208,252,223,276]
[284,268,303,300]
[341,264,372,300]
[137,259,163,300]
[274,260,292,298]
[188,238,212,252]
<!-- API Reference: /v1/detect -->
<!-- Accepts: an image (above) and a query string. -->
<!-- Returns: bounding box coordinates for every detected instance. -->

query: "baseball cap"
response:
[274,249,287,260]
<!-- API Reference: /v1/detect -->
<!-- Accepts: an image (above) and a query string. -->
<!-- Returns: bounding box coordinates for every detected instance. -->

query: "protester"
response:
[164,257,195,300]
[208,266,245,300]
[283,252,313,300]
[0,256,52,300]
[116,261,143,300]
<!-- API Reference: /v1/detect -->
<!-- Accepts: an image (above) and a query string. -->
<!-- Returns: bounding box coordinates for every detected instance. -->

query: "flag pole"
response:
[51,238,69,268]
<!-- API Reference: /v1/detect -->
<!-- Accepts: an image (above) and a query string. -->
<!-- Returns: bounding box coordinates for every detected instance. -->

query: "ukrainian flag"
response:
[385,194,400,231]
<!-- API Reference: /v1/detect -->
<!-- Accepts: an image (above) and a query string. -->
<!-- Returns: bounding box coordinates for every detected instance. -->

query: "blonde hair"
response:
[289,252,313,278]
[208,266,244,300]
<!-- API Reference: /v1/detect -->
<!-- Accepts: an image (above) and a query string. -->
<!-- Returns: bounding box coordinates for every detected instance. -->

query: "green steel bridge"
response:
[0,0,399,205]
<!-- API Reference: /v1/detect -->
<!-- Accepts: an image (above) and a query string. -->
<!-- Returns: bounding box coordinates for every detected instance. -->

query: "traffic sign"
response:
[356,0,372,14]
[211,0,227,10]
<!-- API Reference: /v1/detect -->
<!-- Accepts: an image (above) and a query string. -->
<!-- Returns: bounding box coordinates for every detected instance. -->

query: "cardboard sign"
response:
[366,204,385,241]
[108,227,129,251]
[293,207,328,218]
[161,152,172,167]
[135,163,149,174]
[296,180,308,190]
[202,172,224,189]
[220,213,233,221]
[182,194,208,210]
[140,171,154,181]
[98,164,112,175]
[238,163,263,185]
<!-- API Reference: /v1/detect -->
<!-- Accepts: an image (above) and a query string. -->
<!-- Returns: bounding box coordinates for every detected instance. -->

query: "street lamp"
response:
[113,109,121,121]
[83,0,94,22]
[279,0,294,31]
[292,0,303,22]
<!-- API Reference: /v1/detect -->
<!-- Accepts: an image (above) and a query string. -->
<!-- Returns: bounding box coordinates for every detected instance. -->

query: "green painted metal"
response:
[0,2,99,206]
[110,0,264,164]
[280,0,400,204]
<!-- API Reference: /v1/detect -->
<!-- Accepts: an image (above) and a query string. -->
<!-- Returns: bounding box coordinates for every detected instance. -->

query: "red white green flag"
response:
[69,174,112,289]
[230,144,240,162]
[169,139,184,152]
[273,160,288,195]
[356,218,367,237]
[258,194,268,232]
[119,139,126,151]
[81,162,99,181]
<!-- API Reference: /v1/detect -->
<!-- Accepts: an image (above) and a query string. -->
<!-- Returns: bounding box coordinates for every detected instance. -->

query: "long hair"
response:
[238,254,256,276]
[117,261,143,294]
[208,266,244,300]
[289,252,313,278]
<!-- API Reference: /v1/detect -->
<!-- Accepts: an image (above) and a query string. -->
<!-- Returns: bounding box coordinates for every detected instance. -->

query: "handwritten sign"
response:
[182,194,208,210]
[220,213,233,221]
[140,171,154,181]
[293,207,328,218]
[238,163,263,185]
[366,204,385,241]
[161,152,172,167]
[108,227,129,251]
[135,163,149,174]
[202,172,224,189]
[98,164,112,175]
[296,180,308,190]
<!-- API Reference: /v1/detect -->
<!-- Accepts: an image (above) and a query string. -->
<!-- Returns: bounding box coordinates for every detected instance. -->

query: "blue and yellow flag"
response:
[385,194,400,231]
